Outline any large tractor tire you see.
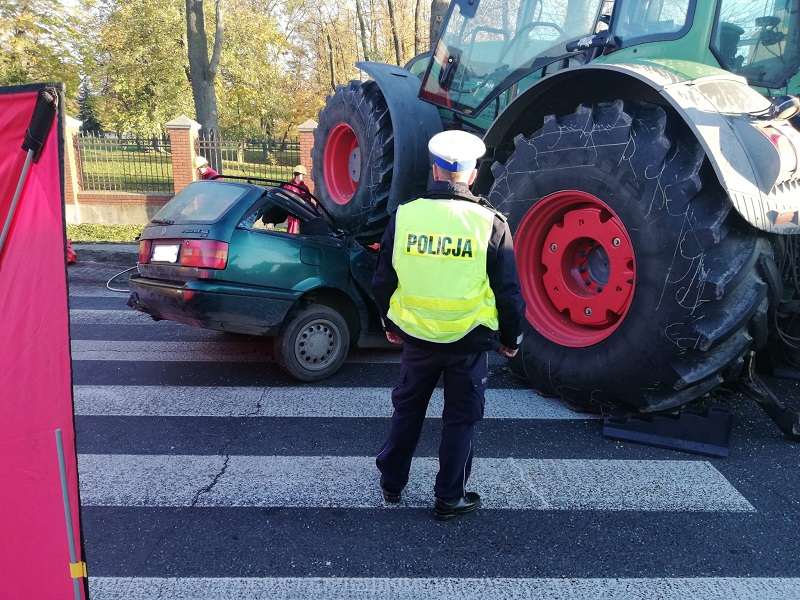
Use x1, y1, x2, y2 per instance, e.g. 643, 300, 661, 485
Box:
312, 80, 394, 243
489, 100, 777, 413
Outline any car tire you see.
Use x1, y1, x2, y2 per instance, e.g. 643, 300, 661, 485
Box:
274, 304, 351, 382
488, 100, 776, 412
311, 80, 393, 243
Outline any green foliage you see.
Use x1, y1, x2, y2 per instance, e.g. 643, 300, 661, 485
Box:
217, 1, 292, 138
0, 0, 86, 110
0, 0, 427, 139
92, 0, 194, 136
67, 224, 144, 242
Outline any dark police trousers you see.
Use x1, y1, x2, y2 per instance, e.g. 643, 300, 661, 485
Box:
376, 344, 488, 500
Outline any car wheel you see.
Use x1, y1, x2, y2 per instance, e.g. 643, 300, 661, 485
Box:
488, 100, 777, 412
274, 304, 351, 382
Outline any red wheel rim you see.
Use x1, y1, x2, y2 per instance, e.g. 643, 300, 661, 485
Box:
515, 191, 636, 347
323, 123, 360, 205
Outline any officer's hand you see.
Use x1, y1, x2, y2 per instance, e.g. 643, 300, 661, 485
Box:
386, 331, 403, 345
498, 344, 517, 358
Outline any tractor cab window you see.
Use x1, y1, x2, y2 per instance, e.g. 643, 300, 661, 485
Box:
712, 0, 800, 90
420, 0, 605, 116
611, 0, 692, 44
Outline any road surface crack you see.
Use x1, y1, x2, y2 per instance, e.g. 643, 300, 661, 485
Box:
190, 454, 230, 508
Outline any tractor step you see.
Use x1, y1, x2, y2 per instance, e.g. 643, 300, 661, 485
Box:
602, 406, 733, 458
738, 374, 800, 441
739, 351, 800, 441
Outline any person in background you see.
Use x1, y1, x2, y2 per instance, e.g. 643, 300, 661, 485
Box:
284, 165, 311, 200
194, 156, 219, 180
284, 165, 311, 233
370, 130, 525, 521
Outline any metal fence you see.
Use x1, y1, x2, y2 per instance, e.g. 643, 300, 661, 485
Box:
77, 135, 174, 193
197, 133, 301, 182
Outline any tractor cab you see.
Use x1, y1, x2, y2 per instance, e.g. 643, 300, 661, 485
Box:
419, 0, 800, 124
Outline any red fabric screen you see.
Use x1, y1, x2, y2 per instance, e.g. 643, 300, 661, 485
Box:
0, 88, 86, 599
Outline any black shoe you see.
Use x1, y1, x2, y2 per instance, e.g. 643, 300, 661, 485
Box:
433, 492, 481, 521
380, 475, 402, 503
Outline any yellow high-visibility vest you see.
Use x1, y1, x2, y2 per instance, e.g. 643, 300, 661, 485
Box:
388, 198, 499, 343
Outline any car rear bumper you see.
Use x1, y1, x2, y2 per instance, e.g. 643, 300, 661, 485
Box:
128, 276, 296, 336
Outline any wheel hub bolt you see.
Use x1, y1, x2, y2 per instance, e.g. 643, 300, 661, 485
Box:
550, 243, 557, 252
612, 237, 621, 247
584, 279, 592, 286
580, 251, 587, 258
589, 240, 596, 247
596, 286, 603, 292
579, 266, 587, 273
584, 307, 592, 316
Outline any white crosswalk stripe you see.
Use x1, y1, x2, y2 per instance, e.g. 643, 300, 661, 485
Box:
70, 339, 405, 363
87, 576, 800, 600
78, 454, 753, 511
70, 308, 156, 324
73, 385, 595, 419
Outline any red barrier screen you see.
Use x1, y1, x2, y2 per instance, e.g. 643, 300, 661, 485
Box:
0, 86, 86, 599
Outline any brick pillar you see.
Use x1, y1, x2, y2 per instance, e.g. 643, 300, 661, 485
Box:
63, 116, 82, 224
166, 115, 201, 194
297, 119, 317, 193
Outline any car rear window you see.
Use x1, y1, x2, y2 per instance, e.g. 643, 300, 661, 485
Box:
151, 181, 250, 224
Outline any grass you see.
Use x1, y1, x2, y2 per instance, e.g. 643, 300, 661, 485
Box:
67, 224, 144, 243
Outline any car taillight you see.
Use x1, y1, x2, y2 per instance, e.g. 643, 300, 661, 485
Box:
180, 240, 228, 269
138, 240, 152, 264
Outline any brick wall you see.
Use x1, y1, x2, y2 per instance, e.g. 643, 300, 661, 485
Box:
297, 119, 317, 193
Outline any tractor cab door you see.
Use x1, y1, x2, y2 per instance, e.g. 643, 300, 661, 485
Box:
711, 0, 800, 90
419, 0, 606, 117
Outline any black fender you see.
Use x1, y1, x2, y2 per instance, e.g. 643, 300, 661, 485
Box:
479, 63, 799, 235
356, 61, 443, 211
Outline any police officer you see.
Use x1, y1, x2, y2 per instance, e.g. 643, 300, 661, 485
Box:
371, 130, 525, 521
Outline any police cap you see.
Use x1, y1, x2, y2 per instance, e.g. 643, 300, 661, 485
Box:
428, 130, 486, 172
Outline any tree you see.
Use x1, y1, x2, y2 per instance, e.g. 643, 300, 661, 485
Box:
77, 80, 102, 133
216, 0, 292, 138
0, 0, 86, 110
91, 0, 193, 136
386, 0, 403, 65
186, 0, 223, 141
430, 0, 448, 48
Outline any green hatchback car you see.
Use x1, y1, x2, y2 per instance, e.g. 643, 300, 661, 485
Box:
128, 178, 389, 381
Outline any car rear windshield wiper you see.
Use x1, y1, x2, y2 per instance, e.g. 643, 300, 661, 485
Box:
150, 218, 175, 225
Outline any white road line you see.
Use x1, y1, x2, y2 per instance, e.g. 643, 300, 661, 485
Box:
69, 288, 132, 298
69, 339, 407, 363
70, 309, 155, 324
77, 455, 754, 511
73, 385, 594, 419
87, 577, 800, 600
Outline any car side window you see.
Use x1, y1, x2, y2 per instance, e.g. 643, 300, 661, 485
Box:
238, 203, 290, 232
238, 201, 332, 238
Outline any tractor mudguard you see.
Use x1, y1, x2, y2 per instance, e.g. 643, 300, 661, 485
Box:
355, 61, 443, 212
484, 63, 800, 234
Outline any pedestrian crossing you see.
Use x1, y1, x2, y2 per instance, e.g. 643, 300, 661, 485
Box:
68, 276, 800, 599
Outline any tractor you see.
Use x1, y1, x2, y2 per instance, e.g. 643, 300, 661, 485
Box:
311, 0, 800, 433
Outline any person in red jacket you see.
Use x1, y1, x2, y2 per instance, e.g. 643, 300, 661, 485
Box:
194, 156, 220, 180
284, 165, 312, 233
284, 165, 311, 199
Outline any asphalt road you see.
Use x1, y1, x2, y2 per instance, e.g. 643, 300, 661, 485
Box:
69, 259, 800, 599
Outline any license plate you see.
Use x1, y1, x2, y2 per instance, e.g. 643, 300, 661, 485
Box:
151, 244, 180, 263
